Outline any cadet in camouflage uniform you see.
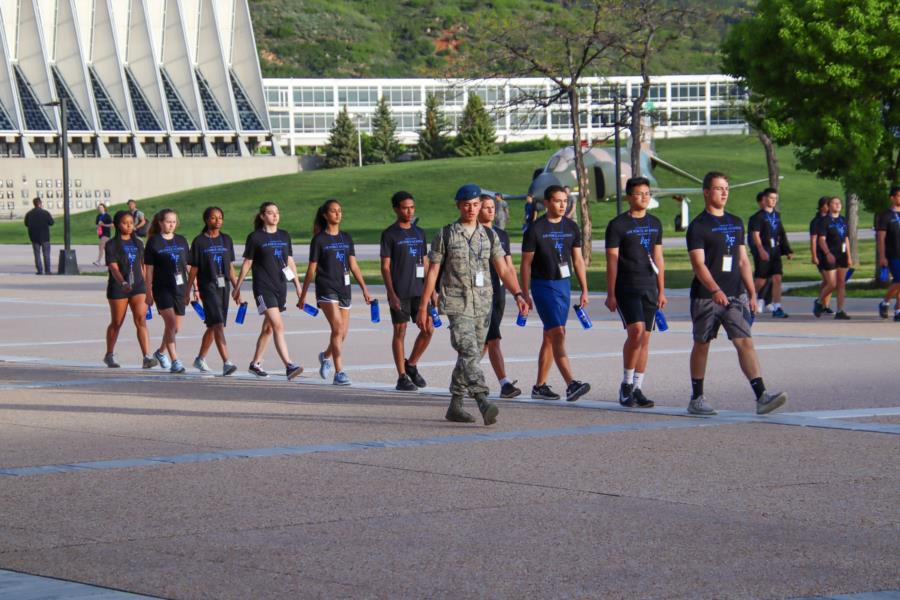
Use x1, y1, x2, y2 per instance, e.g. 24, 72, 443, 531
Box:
417, 184, 530, 425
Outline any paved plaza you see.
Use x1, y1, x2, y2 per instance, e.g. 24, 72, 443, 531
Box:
0, 247, 898, 599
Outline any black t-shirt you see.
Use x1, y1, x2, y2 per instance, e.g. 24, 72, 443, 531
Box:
243, 229, 294, 296
817, 215, 849, 258
604, 212, 663, 291
310, 230, 355, 294
189, 232, 235, 288
489, 226, 512, 291
96, 213, 112, 238
748, 209, 783, 255
875, 209, 900, 261
105, 236, 145, 289
380, 222, 427, 299
686, 210, 746, 299
522, 215, 582, 280
144, 234, 190, 291
24, 208, 53, 243
809, 214, 826, 261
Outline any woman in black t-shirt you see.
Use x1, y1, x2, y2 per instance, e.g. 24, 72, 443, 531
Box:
815, 196, 853, 319
299, 199, 372, 386
233, 202, 303, 381
185, 207, 238, 376
102, 211, 155, 369
145, 209, 191, 373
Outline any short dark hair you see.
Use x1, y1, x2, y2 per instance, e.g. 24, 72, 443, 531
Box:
127, 199, 136, 206
702, 171, 728, 190
756, 191, 767, 203
32, 197, 41, 207
817, 196, 830, 209
391, 190, 413, 208
544, 184, 565, 201
762, 187, 777, 196
890, 185, 900, 197
479, 194, 495, 203
626, 177, 651, 195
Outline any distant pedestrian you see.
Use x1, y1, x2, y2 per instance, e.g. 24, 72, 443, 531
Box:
809, 196, 833, 314
494, 192, 510, 230
94, 203, 113, 266
127, 199, 148, 238
814, 196, 852, 320
876, 185, 900, 321
748, 188, 793, 318
23, 197, 53, 275
563, 185, 577, 221
523, 193, 537, 232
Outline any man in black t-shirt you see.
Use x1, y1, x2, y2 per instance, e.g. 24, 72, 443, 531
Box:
380, 191, 435, 391
748, 188, 793, 318
23, 197, 54, 274
686, 172, 787, 417
876, 185, 900, 320
478, 194, 521, 399
604, 177, 665, 408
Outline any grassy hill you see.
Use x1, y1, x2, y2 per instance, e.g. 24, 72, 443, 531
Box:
251, 0, 747, 78
0, 135, 856, 248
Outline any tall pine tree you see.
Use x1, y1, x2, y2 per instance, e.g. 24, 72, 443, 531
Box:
324, 107, 359, 168
418, 93, 449, 160
368, 97, 402, 164
454, 94, 498, 157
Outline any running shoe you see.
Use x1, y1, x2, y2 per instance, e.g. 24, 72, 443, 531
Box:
142, 355, 159, 369
193, 356, 212, 373
404, 360, 427, 388
318, 352, 334, 380
249, 362, 269, 378
879, 301, 890, 319
618, 382, 636, 407
153, 350, 171, 370
92, 260, 101, 267
223, 362, 237, 376
103, 353, 120, 368
566, 380, 590, 402
756, 391, 788, 415
170, 359, 186, 374
823, 306, 835, 314
499, 380, 522, 398
286, 364, 303, 381
396, 374, 417, 391
333, 371, 351, 386
531, 384, 560, 400
812, 300, 824, 318
772, 307, 789, 318
895, 312, 900, 322
688, 395, 717, 416
633, 388, 655, 409
834, 310, 851, 320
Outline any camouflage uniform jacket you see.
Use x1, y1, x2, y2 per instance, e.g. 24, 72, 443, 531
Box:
429, 221, 505, 318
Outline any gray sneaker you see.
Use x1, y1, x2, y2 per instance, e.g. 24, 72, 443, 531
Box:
142, 355, 159, 369
193, 356, 212, 373
333, 371, 351, 386
103, 353, 120, 368
223, 362, 237, 376
756, 391, 788, 415
688, 395, 717, 416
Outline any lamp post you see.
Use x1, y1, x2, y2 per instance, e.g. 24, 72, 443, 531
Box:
349, 113, 363, 167
43, 99, 78, 275
612, 91, 622, 216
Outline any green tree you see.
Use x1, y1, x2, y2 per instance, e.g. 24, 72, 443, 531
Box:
324, 107, 359, 168
418, 93, 450, 160
723, 0, 900, 261
454, 94, 498, 157
368, 97, 402, 164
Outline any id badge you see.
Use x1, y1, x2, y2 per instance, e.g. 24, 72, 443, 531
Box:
256, 295, 266, 315
175, 273, 184, 286
770, 238, 776, 248
344, 272, 351, 286
841, 242, 847, 253
282, 266, 295, 281
722, 255, 733, 272
475, 271, 485, 287
559, 263, 571, 278
217, 275, 226, 288
416, 264, 425, 278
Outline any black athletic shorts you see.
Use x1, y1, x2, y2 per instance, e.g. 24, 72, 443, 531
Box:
199, 284, 229, 327
255, 288, 287, 313
317, 289, 351, 309
486, 292, 506, 341
153, 285, 186, 315
107, 282, 147, 300
820, 253, 849, 271
390, 296, 426, 324
615, 287, 657, 330
752, 252, 783, 278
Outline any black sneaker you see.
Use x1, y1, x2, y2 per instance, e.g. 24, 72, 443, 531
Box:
823, 306, 835, 314
834, 310, 851, 320
249, 363, 269, 378
499, 380, 522, 398
895, 312, 900, 322
618, 382, 636, 407
813, 299, 824, 318
404, 360, 427, 388
879, 301, 890, 319
286, 364, 303, 381
565, 380, 590, 402
396, 374, 417, 391
632, 388, 655, 408
531, 384, 560, 400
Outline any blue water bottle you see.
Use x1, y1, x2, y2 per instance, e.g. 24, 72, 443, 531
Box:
145, 306, 153, 320
430, 306, 442, 328
190, 300, 206, 321
303, 303, 319, 317
516, 312, 527, 327
844, 268, 855, 282
654, 309, 669, 332
235, 301, 247, 324
370, 299, 380, 323
573, 304, 592, 330
879, 266, 891, 283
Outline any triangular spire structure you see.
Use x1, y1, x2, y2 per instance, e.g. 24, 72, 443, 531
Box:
194, 0, 235, 130
228, 0, 268, 129
160, 0, 203, 131
126, 0, 168, 131
52, 0, 97, 131
89, 0, 134, 131
0, 3, 22, 131
14, 0, 57, 130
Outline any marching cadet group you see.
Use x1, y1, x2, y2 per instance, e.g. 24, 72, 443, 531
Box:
97, 176, 900, 425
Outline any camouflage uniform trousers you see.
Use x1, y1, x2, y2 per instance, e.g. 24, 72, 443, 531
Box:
447, 312, 491, 398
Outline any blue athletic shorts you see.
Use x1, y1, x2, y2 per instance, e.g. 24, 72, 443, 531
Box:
890, 259, 900, 284
531, 277, 570, 330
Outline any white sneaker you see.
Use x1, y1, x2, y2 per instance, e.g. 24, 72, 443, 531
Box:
193, 356, 212, 373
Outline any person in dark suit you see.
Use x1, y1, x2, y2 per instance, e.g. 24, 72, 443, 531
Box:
24, 197, 54, 274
